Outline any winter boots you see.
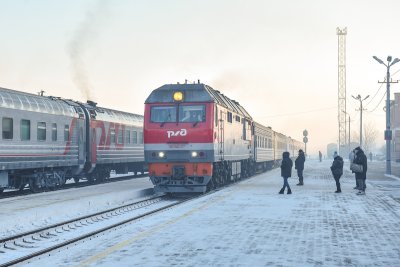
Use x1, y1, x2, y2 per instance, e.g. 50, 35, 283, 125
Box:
287, 188, 292, 194
296, 182, 303, 186
335, 185, 341, 193
279, 188, 284, 194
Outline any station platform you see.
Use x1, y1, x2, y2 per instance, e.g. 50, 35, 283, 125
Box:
23, 160, 400, 266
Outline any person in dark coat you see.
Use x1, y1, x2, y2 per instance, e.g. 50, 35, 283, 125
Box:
295, 149, 305, 185
330, 154, 344, 193
352, 146, 368, 195
279, 151, 293, 194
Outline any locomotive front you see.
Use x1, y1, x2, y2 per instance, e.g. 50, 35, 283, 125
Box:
144, 83, 215, 193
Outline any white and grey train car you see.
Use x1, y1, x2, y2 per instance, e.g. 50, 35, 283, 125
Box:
80, 102, 145, 182
0, 87, 85, 192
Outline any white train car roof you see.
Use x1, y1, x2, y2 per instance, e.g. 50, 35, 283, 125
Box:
145, 83, 252, 120
80, 101, 143, 127
0, 87, 78, 117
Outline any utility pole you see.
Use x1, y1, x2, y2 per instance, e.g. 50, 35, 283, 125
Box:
373, 55, 400, 175
352, 94, 369, 148
342, 110, 351, 152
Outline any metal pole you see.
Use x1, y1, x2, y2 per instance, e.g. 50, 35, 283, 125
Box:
386, 65, 391, 174
348, 115, 351, 151
360, 99, 363, 147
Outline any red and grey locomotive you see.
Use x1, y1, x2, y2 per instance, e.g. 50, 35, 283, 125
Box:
144, 82, 304, 193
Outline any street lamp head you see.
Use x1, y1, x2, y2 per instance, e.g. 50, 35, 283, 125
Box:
387, 56, 392, 62
363, 95, 370, 101
373, 56, 384, 65
391, 58, 400, 66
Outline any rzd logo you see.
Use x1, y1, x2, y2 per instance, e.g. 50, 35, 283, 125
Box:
167, 129, 187, 138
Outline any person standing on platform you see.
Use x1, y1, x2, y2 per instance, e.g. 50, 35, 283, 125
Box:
319, 151, 322, 162
279, 151, 293, 195
330, 153, 344, 193
295, 149, 305, 186
352, 147, 368, 195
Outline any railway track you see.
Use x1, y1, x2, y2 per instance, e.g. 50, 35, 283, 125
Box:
0, 194, 196, 267
0, 173, 148, 200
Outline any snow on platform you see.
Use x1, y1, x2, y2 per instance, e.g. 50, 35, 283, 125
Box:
13, 160, 400, 266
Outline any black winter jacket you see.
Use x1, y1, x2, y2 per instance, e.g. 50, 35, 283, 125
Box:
330, 155, 344, 178
353, 148, 368, 180
295, 151, 305, 171
281, 152, 293, 178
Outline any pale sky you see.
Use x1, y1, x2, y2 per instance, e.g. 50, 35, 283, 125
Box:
1, 0, 399, 155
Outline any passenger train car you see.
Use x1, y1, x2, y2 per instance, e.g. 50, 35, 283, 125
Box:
144, 82, 304, 193
0, 87, 145, 193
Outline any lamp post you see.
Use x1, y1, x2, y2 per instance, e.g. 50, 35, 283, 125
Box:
352, 94, 369, 148
373, 55, 400, 175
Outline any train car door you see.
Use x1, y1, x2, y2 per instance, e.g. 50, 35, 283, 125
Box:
218, 109, 225, 161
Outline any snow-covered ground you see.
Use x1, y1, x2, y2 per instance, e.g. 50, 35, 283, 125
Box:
6, 160, 400, 267
0, 177, 154, 238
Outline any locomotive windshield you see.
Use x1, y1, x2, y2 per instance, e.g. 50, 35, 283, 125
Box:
150, 106, 177, 122
179, 105, 205, 122
150, 105, 206, 123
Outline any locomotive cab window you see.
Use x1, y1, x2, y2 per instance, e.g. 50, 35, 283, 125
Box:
179, 105, 205, 123
150, 106, 177, 122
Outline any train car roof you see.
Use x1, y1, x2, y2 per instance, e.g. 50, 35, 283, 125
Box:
0, 87, 78, 117
145, 83, 252, 119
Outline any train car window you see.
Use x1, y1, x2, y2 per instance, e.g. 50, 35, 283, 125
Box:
64, 125, 69, 142
20, 119, 30, 141
126, 130, 131, 144
227, 112, 232, 123
179, 105, 205, 123
2, 118, 13, 140
235, 115, 241, 123
37, 122, 46, 141
215, 105, 218, 126
111, 129, 115, 144
139, 131, 143, 144
150, 106, 177, 123
118, 128, 123, 144
52, 123, 57, 141
133, 131, 138, 144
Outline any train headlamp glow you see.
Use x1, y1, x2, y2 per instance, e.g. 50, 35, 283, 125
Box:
173, 91, 183, 101
191, 151, 198, 158
158, 152, 165, 158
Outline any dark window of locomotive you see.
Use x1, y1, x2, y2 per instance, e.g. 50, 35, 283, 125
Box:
37, 122, 46, 141
126, 130, 131, 144
150, 106, 177, 122
227, 112, 232, 123
235, 115, 241, 123
52, 123, 57, 141
111, 129, 115, 144
20, 119, 30, 141
139, 131, 143, 144
133, 131, 137, 144
64, 125, 70, 141
2, 117, 13, 140
179, 105, 205, 122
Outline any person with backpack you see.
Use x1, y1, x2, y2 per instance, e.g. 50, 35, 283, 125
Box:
279, 151, 293, 194
330, 153, 344, 193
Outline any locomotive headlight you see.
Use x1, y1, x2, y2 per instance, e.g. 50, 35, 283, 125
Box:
158, 151, 165, 158
191, 151, 198, 158
173, 91, 183, 101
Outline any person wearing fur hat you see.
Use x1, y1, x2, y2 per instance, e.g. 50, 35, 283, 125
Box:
330, 153, 344, 193
352, 146, 368, 195
295, 149, 305, 185
279, 151, 293, 194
